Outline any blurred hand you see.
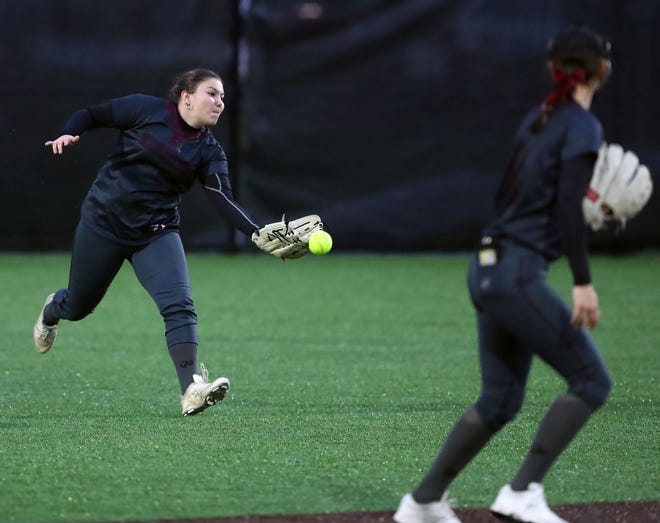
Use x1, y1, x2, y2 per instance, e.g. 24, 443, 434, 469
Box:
44, 134, 79, 154
571, 284, 600, 330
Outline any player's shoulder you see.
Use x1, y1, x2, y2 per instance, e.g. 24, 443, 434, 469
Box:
556, 102, 601, 132
204, 129, 221, 144
202, 132, 225, 160
556, 103, 602, 158
112, 93, 166, 110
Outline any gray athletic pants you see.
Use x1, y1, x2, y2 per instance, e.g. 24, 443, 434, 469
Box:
46, 222, 197, 348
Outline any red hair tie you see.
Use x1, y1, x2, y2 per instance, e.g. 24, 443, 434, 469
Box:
542, 68, 586, 110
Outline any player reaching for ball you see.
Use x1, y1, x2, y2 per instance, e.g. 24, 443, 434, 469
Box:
394, 26, 633, 523
34, 68, 323, 416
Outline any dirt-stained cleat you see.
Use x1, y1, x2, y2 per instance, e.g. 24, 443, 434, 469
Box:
181, 363, 230, 416
34, 293, 58, 353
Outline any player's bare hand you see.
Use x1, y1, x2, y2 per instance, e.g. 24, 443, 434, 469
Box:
571, 284, 600, 330
44, 134, 80, 155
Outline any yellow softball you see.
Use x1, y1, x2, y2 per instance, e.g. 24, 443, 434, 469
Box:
308, 230, 333, 255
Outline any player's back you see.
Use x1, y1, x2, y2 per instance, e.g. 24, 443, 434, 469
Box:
484, 102, 602, 261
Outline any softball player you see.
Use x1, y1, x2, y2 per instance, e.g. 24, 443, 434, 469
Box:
34, 68, 260, 416
395, 26, 613, 523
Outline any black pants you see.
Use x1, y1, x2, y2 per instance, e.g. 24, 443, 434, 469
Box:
47, 222, 197, 348
467, 241, 611, 431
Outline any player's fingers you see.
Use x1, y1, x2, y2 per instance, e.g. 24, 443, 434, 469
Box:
572, 306, 599, 330
45, 136, 79, 154
45, 140, 58, 154
570, 308, 583, 329
586, 307, 600, 330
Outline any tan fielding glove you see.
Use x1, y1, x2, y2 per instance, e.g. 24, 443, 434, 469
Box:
252, 214, 323, 259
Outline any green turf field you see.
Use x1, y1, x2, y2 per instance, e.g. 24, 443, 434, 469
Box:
1, 252, 658, 523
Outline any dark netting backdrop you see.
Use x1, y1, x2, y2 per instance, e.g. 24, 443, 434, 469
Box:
2, 0, 658, 252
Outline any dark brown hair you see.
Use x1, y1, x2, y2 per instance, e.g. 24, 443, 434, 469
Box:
168, 68, 222, 103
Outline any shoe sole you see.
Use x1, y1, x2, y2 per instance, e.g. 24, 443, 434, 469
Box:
183, 382, 229, 416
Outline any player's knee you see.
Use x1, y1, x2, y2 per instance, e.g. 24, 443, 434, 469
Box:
476, 387, 525, 432
569, 367, 612, 409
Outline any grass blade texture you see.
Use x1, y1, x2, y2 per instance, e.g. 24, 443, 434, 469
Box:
1, 253, 657, 523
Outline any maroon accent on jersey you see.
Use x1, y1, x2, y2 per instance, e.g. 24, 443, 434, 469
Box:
165, 101, 205, 148
137, 133, 196, 189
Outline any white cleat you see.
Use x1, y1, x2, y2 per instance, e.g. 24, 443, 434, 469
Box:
181, 363, 230, 416
490, 483, 568, 523
394, 492, 462, 523
34, 293, 57, 353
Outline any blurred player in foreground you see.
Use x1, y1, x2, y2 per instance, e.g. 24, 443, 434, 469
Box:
395, 26, 616, 523
34, 68, 321, 416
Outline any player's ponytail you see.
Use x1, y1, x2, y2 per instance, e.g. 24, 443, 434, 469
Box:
531, 25, 610, 133
543, 68, 586, 111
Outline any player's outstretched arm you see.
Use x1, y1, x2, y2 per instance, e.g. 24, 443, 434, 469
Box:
44, 134, 80, 155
